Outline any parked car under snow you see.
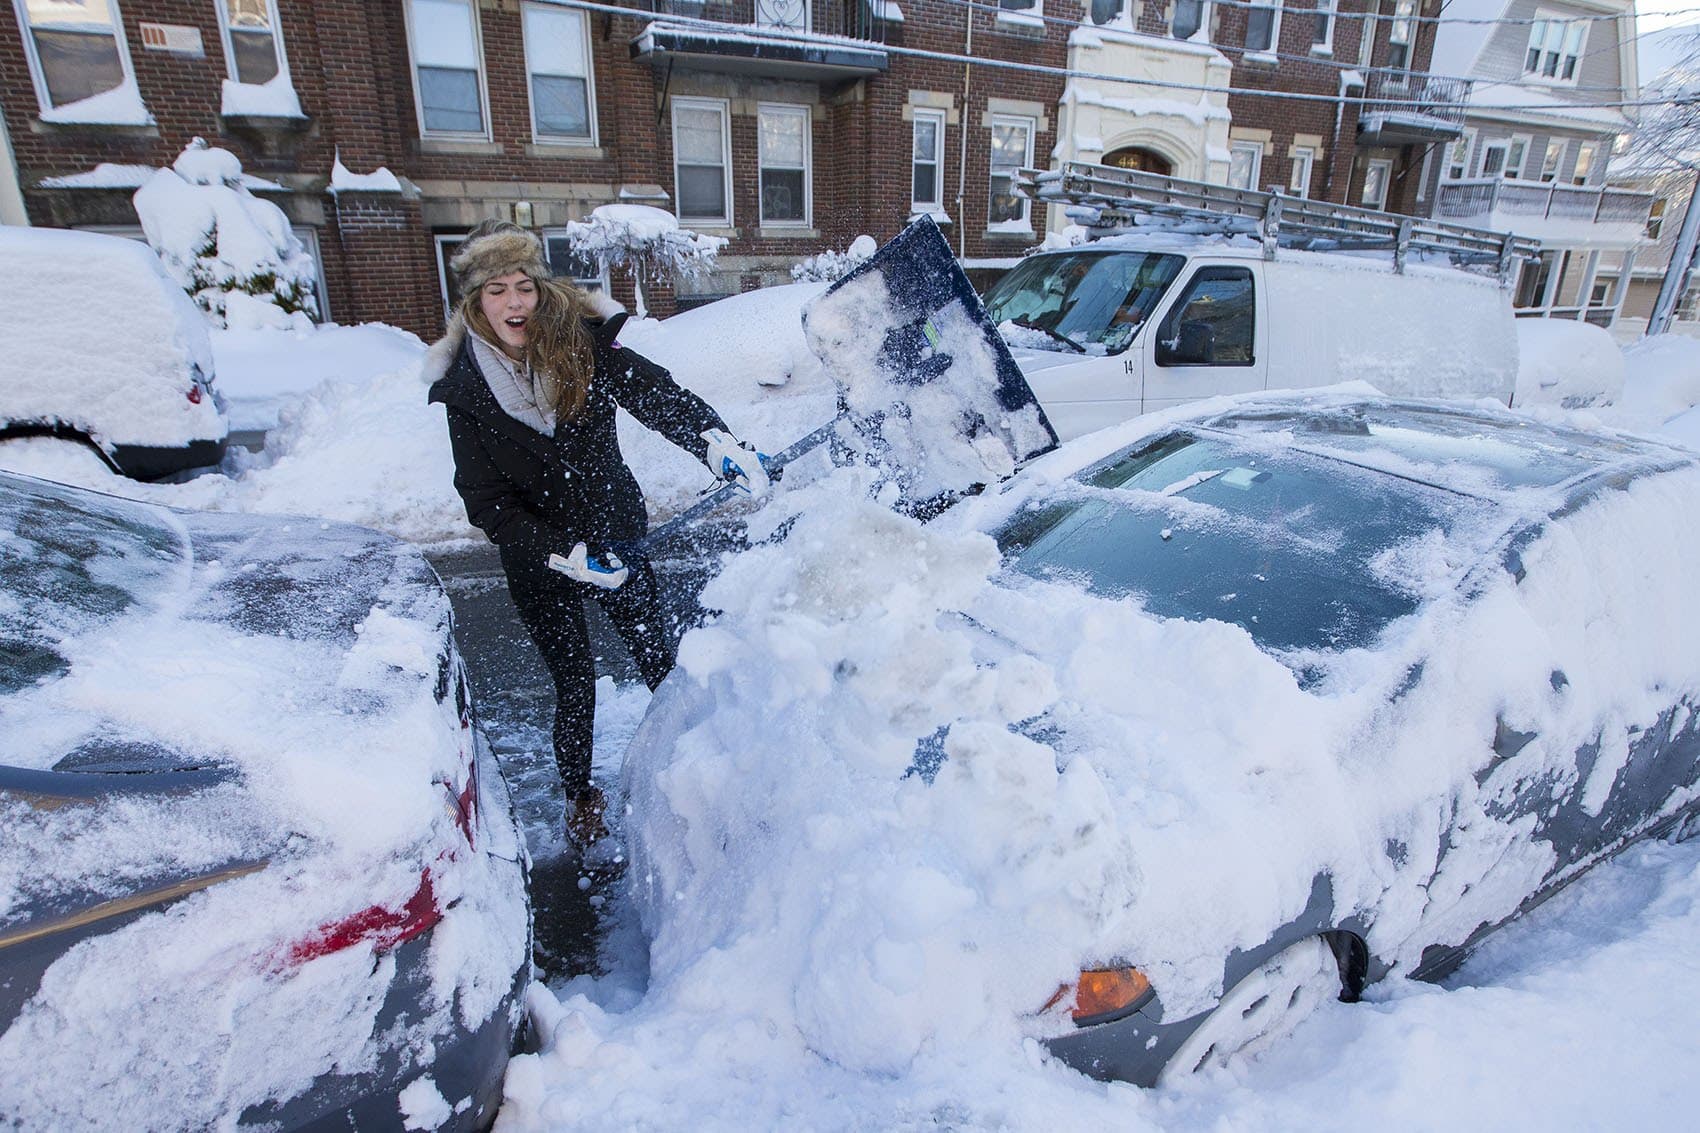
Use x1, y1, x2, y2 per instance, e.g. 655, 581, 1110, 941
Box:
620, 392, 1700, 1088
0, 471, 529, 1128
0, 228, 228, 479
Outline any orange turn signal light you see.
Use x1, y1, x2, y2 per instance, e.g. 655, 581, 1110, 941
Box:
1044, 966, 1154, 1026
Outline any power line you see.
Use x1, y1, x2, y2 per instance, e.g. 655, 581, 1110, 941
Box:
599, 1, 1676, 113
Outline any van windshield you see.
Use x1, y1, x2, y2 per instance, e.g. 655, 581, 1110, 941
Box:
983, 250, 1185, 355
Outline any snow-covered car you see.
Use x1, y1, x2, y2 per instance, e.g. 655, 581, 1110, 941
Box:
0, 228, 228, 479
620, 392, 1700, 1088
0, 471, 529, 1128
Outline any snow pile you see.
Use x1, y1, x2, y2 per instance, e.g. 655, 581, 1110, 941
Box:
329, 154, 403, 195
1514, 318, 1624, 408
37, 76, 151, 126
1615, 333, 1700, 437
212, 321, 427, 431
790, 235, 877, 283
0, 227, 225, 448
133, 138, 319, 329
220, 72, 304, 119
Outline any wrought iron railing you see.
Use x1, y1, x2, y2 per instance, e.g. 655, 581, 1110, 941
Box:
1360, 68, 1472, 128
644, 0, 892, 40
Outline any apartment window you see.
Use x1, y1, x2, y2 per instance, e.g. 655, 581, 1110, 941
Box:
1480, 136, 1529, 180
15, 0, 136, 111
1386, 0, 1415, 69
673, 97, 731, 225
1361, 158, 1392, 209
1505, 135, 1530, 179
1572, 141, 1597, 186
523, 3, 594, 143
543, 232, 607, 292
1227, 141, 1262, 190
1289, 146, 1315, 197
407, 0, 486, 136
998, 0, 1043, 16
1311, 0, 1334, 51
1525, 14, 1585, 82
1089, 0, 1128, 24
436, 233, 468, 316
1445, 129, 1476, 179
1590, 279, 1612, 306
1649, 198, 1667, 241
755, 0, 809, 31
1245, 0, 1280, 54
1479, 140, 1508, 178
988, 115, 1035, 230
217, 0, 284, 86
759, 103, 811, 226
1538, 139, 1566, 183
911, 108, 946, 214
1172, 0, 1208, 40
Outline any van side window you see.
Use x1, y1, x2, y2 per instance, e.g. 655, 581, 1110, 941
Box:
1155, 266, 1255, 367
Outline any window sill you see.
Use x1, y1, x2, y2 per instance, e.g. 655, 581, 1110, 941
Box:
757, 226, 818, 239
30, 118, 158, 138
910, 209, 952, 225
525, 142, 606, 159
683, 223, 739, 237
417, 137, 503, 156
1241, 51, 1279, 65
221, 112, 312, 133
1310, 45, 1333, 57
983, 225, 1034, 239
994, 10, 1046, 37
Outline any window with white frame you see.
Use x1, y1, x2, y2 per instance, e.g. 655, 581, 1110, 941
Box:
1088, 0, 1128, 25
1361, 158, 1392, 209
1538, 138, 1566, 182
15, 0, 137, 111
1311, 0, 1334, 52
1572, 141, 1597, 185
997, 0, 1043, 18
1227, 141, 1262, 190
1386, 0, 1415, 69
673, 97, 731, 225
524, 3, 595, 144
1524, 14, 1586, 82
1171, 0, 1209, 40
1445, 128, 1475, 179
1479, 139, 1508, 177
1505, 135, 1531, 179
1289, 146, 1315, 197
543, 231, 607, 292
988, 115, 1035, 230
758, 103, 810, 226
1244, 0, 1280, 54
911, 108, 947, 215
217, 0, 285, 86
407, 0, 486, 136
1648, 198, 1667, 241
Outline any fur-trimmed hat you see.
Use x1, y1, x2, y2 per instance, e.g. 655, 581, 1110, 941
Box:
450, 218, 548, 296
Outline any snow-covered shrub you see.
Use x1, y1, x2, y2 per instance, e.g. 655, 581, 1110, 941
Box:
790, 235, 877, 283
563, 204, 725, 318
133, 138, 318, 330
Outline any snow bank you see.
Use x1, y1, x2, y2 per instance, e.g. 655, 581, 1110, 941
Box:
1514, 318, 1625, 408
0, 227, 225, 448
1617, 333, 1700, 428
212, 321, 427, 431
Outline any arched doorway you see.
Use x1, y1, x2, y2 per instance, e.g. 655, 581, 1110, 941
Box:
1102, 147, 1173, 176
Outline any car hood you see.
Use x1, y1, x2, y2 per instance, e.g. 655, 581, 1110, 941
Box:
1004, 344, 1109, 375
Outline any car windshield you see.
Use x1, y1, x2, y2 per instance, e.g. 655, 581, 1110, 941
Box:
994, 431, 1495, 654
0, 473, 188, 694
983, 250, 1185, 354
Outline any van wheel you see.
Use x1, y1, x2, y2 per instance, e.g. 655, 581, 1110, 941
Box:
1157, 936, 1341, 1085
0, 432, 122, 481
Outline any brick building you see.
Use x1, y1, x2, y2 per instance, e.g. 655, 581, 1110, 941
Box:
3, 0, 1469, 338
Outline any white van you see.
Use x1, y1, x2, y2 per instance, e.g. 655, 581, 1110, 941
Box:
987, 165, 1528, 441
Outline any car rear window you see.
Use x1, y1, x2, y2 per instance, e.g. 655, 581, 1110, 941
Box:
0, 473, 187, 693
994, 431, 1495, 654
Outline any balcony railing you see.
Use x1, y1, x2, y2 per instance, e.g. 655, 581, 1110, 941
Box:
644, 0, 893, 39
1436, 178, 1655, 236
1356, 69, 1471, 145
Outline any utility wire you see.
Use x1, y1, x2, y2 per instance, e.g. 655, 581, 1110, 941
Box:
600, 0, 1681, 112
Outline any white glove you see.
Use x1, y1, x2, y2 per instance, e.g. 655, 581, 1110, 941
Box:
548, 543, 629, 589
702, 428, 771, 499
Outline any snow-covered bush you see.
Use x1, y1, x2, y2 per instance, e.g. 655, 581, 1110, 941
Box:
563, 204, 725, 318
133, 138, 318, 330
790, 235, 877, 283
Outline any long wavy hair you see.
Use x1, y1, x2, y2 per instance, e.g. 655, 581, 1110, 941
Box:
461, 273, 598, 421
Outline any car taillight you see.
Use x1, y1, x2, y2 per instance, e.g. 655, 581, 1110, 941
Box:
283, 868, 441, 966
187, 385, 203, 404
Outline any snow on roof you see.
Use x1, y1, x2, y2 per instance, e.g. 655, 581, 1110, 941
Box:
1061, 81, 1230, 126
1428, 0, 1503, 78
38, 163, 285, 192
632, 18, 889, 56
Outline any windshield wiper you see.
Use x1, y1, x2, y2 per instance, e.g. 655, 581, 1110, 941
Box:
1010, 317, 1085, 354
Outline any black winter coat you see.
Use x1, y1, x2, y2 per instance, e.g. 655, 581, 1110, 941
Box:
426, 313, 726, 580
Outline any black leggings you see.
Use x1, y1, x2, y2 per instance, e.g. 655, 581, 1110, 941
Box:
505, 549, 675, 796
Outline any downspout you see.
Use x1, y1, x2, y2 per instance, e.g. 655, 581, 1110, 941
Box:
1324, 69, 1360, 203
957, 4, 973, 259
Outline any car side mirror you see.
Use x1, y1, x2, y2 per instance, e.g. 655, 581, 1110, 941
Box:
1158, 319, 1214, 365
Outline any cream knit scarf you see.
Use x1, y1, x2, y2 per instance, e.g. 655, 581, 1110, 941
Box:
469, 331, 556, 436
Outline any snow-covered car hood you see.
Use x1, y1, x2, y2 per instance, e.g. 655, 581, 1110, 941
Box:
1002, 344, 1107, 374
621, 392, 1700, 1085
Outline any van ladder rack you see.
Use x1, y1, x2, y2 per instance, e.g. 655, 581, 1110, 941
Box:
1017, 162, 1539, 285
